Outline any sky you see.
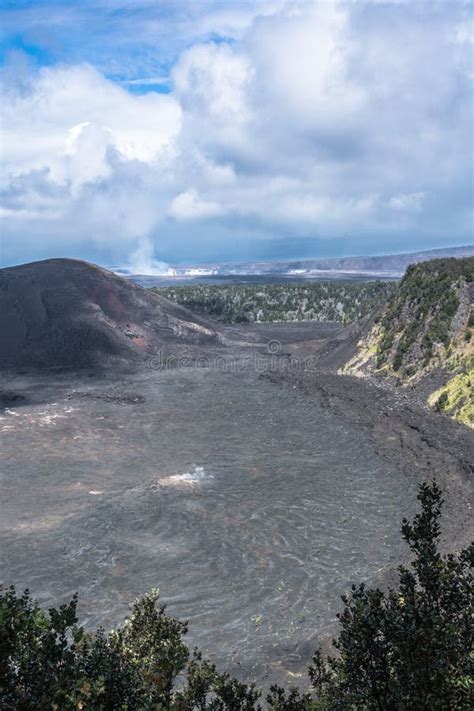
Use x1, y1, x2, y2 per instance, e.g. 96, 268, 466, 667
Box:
1, 0, 473, 271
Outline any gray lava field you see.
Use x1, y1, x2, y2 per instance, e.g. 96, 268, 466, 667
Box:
1, 321, 473, 686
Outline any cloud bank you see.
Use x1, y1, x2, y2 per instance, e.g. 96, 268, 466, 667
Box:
1, 1, 473, 268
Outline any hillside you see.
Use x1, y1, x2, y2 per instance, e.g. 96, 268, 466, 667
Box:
0, 259, 221, 371
343, 257, 474, 426
121, 245, 474, 282
205, 245, 474, 276
152, 281, 395, 324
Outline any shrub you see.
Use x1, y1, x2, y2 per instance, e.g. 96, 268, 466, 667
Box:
436, 391, 449, 412
306, 481, 474, 709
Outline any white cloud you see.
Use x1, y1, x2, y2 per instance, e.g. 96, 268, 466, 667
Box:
194, 0, 286, 39
1, 1, 473, 265
389, 192, 426, 212
1, 63, 182, 259
173, 43, 251, 118
169, 190, 223, 220
54, 122, 113, 191
172, 42, 254, 167
248, 2, 366, 130
121, 76, 169, 87
454, 20, 474, 45
272, 194, 378, 225
2, 63, 181, 180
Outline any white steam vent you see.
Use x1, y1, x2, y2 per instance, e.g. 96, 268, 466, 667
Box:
158, 466, 212, 488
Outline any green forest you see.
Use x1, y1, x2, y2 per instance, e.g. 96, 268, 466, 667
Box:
152, 282, 396, 325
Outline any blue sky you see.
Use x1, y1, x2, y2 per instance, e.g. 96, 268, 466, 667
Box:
1, 0, 473, 270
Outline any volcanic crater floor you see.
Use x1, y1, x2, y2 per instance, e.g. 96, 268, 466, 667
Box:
1, 323, 472, 685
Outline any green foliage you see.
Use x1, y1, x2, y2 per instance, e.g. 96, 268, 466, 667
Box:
173, 651, 262, 710
1, 483, 472, 710
428, 364, 474, 427
306, 481, 474, 710
435, 391, 449, 412
111, 588, 189, 705
152, 282, 396, 325
376, 257, 474, 373
0, 589, 188, 710
0, 589, 86, 709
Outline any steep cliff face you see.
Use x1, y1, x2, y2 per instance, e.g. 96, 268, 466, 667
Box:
343, 258, 474, 427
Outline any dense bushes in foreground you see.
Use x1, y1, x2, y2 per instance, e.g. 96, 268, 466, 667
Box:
1, 482, 472, 710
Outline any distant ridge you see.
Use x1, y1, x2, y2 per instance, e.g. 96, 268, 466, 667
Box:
0, 259, 221, 371
113, 245, 474, 284
241, 245, 474, 276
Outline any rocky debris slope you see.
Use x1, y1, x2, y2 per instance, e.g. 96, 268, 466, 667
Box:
0, 259, 222, 371
342, 257, 474, 427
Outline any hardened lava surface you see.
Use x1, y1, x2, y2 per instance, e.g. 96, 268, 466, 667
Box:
1, 327, 472, 685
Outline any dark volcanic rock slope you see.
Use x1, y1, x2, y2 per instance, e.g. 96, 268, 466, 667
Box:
0, 259, 221, 370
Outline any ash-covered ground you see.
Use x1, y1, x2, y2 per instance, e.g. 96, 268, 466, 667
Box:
1, 322, 472, 686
